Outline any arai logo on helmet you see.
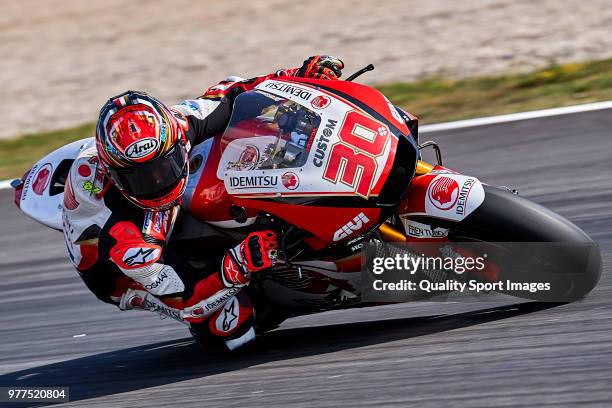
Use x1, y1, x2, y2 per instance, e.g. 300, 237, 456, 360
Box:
125, 138, 159, 159
428, 176, 459, 210
311, 95, 331, 110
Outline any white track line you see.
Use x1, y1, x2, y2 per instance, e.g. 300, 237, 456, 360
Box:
420, 100, 612, 133
0, 179, 13, 190
2, 100, 612, 190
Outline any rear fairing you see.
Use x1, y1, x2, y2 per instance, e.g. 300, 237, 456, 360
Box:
15, 138, 94, 230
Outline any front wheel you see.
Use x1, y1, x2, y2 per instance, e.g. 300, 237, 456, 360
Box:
415, 186, 602, 301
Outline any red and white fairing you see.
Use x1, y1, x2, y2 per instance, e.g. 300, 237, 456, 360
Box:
219, 79, 398, 199
15, 138, 95, 230
398, 167, 486, 222
184, 77, 411, 246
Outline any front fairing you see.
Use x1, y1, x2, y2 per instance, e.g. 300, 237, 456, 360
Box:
218, 81, 400, 201
185, 78, 418, 247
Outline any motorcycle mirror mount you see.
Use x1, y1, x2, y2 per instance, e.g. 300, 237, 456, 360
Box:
345, 64, 375, 82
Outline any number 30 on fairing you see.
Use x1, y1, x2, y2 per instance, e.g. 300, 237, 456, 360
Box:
323, 110, 390, 198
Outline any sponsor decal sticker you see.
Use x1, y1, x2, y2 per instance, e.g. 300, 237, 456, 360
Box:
217, 297, 239, 332
141, 297, 183, 322
122, 247, 161, 267
186, 286, 243, 319
125, 138, 159, 159
229, 175, 278, 189
222, 255, 244, 286
205, 287, 241, 312
32, 163, 53, 195
333, 212, 370, 242
143, 209, 173, 238
264, 82, 313, 101
227, 145, 260, 170
21, 164, 38, 201
425, 175, 479, 217
384, 96, 404, 123
404, 220, 449, 239
145, 270, 168, 290
428, 176, 460, 210
78, 164, 92, 177
311, 95, 331, 109
83, 181, 101, 194
281, 172, 300, 190
455, 178, 476, 215
322, 111, 391, 198
312, 119, 337, 167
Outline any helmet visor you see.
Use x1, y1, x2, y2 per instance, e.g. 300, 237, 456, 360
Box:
108, 142, 187, 199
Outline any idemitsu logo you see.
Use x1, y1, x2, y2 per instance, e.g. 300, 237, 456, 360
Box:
281, 172, 300, 190
428, 176, 460, 210
311, 95, 331, 109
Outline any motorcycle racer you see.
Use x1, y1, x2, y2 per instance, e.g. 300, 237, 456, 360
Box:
61, 55, 344, 351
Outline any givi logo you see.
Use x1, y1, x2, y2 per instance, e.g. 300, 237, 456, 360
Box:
428, 176, 459, 210
333, 212, 370, 241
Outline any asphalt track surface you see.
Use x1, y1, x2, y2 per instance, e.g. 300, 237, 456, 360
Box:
1, 110, 611, 407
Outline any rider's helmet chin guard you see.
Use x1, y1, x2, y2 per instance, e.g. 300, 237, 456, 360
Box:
96, 90, 190, 211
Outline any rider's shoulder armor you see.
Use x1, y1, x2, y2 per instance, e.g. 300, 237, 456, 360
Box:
172, 98, 222, 121
61, 146, 112, 269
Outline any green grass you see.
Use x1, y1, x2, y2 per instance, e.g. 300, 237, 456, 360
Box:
0, 123, 96, 179
378, 59, 612, 124
3, 57, 612, 179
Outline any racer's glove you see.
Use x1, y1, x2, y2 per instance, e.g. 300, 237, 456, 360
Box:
221, 230, 278, 287
296, 55, 344, 80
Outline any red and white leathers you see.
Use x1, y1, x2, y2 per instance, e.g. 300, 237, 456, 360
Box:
61, 68, 293, 351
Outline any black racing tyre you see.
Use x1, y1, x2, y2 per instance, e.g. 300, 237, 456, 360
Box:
253, 306, 288, 334
420, 186, 602, 301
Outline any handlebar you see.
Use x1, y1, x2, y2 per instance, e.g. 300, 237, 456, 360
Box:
345, 64, 375, 82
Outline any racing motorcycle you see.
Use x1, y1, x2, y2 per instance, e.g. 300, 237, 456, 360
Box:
12, 65, 602, 333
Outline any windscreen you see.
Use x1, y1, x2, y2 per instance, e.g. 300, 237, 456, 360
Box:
221, 90, 321, 171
